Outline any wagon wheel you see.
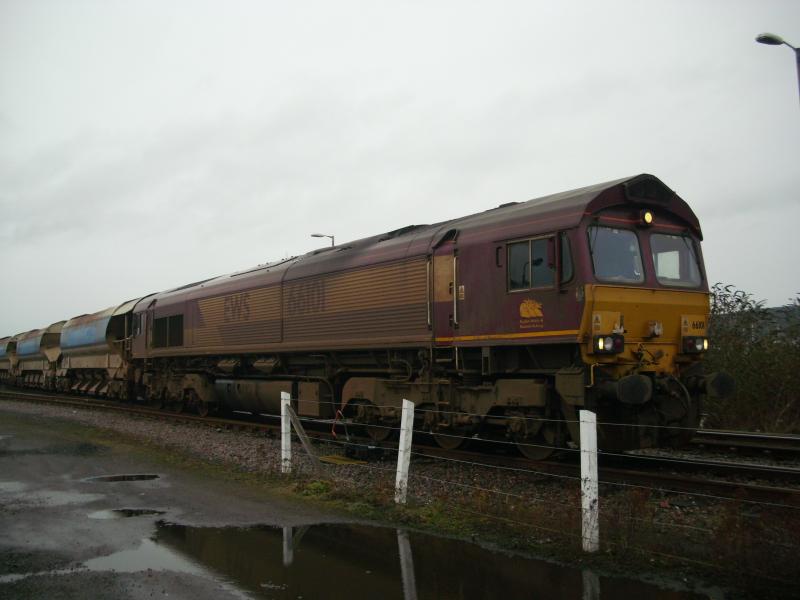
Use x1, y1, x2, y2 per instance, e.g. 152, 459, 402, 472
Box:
185, 389, 210, 417
196, 400, 210, 418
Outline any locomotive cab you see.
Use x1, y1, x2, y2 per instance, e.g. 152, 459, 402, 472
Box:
570, 180, 732, 450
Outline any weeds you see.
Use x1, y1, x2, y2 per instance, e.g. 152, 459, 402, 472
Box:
705, 284, 800, 432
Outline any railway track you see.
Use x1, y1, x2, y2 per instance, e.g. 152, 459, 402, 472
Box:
691, 428, 800, 458
2, 388, 799, 507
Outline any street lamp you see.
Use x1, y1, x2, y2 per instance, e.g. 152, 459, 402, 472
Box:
756, 32, 800, 103
311, 233, 335, 247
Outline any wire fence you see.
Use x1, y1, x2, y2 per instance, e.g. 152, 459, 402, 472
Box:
276, 393, 800, 586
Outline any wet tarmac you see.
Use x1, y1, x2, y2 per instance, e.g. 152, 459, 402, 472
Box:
0, 410, 718, 599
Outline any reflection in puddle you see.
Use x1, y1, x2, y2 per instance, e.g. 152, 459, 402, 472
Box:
85, 538, 205, 574
88, 508, 166, 519
146, 522, 706, 600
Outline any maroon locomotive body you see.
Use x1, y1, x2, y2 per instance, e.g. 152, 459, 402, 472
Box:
121, 174, 728, 456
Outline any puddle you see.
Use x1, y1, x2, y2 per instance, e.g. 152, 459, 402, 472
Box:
97, 521, 705, 599
88, 508, 165, 520
0, 520, 715, 598
84, 474, 160, 482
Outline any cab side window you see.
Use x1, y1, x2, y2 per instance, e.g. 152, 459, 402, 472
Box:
531, 239, 554, 287
508, 242, 530, 290
507, 237, 556, 291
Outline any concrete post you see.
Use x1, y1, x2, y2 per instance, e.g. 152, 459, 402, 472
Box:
394, 399, 415, 504
281, 391, 292, 474
579, 409, 599, 553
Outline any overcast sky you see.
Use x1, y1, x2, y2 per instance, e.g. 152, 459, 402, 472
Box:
1, 0, 798, 334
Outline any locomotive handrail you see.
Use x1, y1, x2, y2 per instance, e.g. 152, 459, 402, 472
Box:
453, 255, 458, 327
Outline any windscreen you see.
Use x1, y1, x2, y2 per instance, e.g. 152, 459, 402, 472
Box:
588, 226, 644, 283
651, 233, 702, 287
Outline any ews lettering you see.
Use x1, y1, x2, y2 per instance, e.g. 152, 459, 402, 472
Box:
223, 293, 251, 323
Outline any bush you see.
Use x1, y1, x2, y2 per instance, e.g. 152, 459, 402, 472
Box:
704, 284, 800, 432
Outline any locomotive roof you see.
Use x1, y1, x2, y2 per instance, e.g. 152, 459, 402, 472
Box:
135, 173, 701, 312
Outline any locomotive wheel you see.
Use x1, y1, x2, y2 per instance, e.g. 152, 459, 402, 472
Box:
432, 429, 471, 450
515, 427, 556, 461
431, 413, 475, 450
510, 412, 557, 461
366, 422, 396, 443
349, 400, 397, 443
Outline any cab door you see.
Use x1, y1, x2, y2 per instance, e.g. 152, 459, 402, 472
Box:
432, 234, 460, 345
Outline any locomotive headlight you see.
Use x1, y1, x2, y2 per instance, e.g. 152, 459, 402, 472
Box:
639, 209, 654, 226
682, 336, 708, 354
594, 334, 624, 354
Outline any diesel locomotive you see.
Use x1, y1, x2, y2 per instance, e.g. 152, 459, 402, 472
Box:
0, 174, 732, 458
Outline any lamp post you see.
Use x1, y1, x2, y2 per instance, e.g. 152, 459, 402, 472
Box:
756, 32, 800, 103
311, 233, 335, 247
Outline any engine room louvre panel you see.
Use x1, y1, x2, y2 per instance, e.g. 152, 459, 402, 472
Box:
191, 285, 281, 347
283, 258, 429, 341
152, 317, 168, 348
168, 315, 183, 347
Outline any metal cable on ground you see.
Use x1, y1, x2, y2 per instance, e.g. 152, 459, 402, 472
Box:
408, 450, 581, 481
597, 478, 800, 511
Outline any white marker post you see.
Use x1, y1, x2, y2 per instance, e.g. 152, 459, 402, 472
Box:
579, 409, 600, 553
397, 529, 418, 600
282, 526, 294, 567
281, 391, 292, 474
394, 399, 415, 504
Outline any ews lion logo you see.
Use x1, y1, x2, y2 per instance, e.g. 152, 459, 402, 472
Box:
519, 299, 543, 318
